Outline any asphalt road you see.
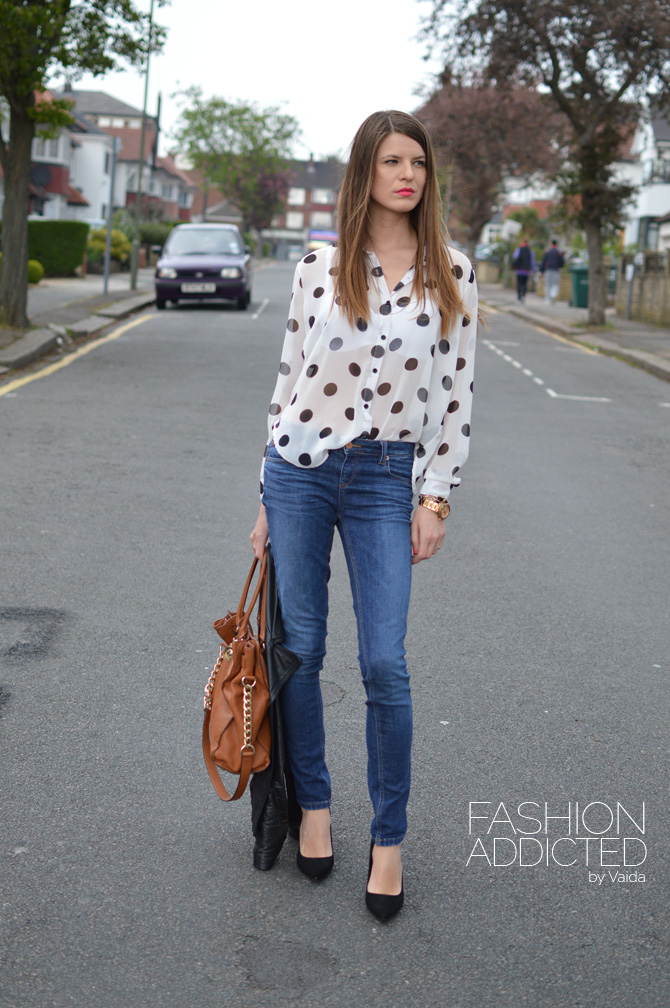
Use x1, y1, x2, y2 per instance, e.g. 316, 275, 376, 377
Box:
1, 261, 668, 1008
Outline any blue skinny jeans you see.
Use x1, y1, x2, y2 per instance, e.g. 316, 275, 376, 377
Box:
262, 439, 414, 845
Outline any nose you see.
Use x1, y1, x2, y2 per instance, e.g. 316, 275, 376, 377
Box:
400, 160, 415, 181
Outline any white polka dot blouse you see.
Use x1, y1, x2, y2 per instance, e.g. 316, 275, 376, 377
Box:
262, 244, 477, 499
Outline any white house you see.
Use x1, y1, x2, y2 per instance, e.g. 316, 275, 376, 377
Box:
620, 102, 670, 249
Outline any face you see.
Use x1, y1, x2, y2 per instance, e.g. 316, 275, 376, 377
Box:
370, 132, 427, 214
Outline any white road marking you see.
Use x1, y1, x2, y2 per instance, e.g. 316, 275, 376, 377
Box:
546, 389, 612, 402
491, 341, 520, 346
659, 403, 670, 408
484, 338, 611, 403
251, 298, 269, 320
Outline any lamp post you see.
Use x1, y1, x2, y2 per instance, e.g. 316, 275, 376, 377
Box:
130, 0, 155, 291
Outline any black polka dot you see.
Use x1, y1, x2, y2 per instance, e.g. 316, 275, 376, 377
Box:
451, 264, 464, 279
380, 334, 386, 340
324, 383, 337, 396
319, 427, 332, 439
306, 364, 318, 378
371, 345, 385, 358
303, 253, 317, 263
369, 427, 380, 440
278, 434, 290, 447
329, 337, 343, 351
299, 409, 313, 422
299, 453, 312, 465
260, 480, 264, 494
417, 387, 428, 402
314, 286, 324, 298
452, 466, 460, 476
417, 313, 430, 326
349, 362, 361, 376
399, 429, 411, 439
462, 316, 470, 326
361, 388, 373, 402
416, 444, 426, 457
298, 279, 302, 288
328, 266, 338, 276
356, 318, 368, 331
437, 443, 449, 455
442, 375, 453, 391
447, 401, 460, 413
335, 296, 341, 305
372, 265, 383, 277
470, 381, 474, 392
269, 403, 281, 415
405, 358, 418, 371
438, 339, 450, 354
394, 282, 404, 291
423, 413, 429, 425
456, 357, 466, 370
461, 423, 471, 436
425, 279, 437, 289
380, 301, 392, 316
345, 407, 355, 420
378, 382, 391, 395
290, 393, 297, 405
389, 338, 403, 351
391, 401, 404, 414
469, 268, 475, 283
287, 319, 299, 332
430, 345, 435, 357
397, 296, 410, 307
309, 316, 315, 328
279, 362, 291, 375
363, 404, 369, 409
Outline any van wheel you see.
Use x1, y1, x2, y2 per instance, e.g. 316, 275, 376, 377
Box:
156, 298, 166, 310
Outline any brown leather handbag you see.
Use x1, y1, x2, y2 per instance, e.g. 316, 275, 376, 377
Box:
202, 551, 272, 801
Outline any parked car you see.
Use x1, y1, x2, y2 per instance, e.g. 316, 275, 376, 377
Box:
154, 223, 252, 310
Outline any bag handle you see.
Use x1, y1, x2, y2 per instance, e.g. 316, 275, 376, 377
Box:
202, 711, 255, 801
236, 549, 268, 637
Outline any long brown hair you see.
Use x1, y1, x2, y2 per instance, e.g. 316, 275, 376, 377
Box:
334, 110, 466, 335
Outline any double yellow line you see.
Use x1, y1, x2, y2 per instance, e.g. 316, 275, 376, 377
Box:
0, 314, 154, 399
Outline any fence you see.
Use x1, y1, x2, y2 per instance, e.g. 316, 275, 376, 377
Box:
616, 252, 670, 327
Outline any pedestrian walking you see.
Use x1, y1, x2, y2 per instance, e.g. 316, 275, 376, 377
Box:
540, 240, 565, 304
512, 238, 535, 301
249, 110, 477, 920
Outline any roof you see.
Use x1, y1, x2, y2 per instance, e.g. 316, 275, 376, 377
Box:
56, 88, 145, 119
66, 184, 89, 206
69, 114, 112, 138
291, 159, 343, 191
101, 123, 158, 162
154, 154, 197, 188
650, 100, 670, 144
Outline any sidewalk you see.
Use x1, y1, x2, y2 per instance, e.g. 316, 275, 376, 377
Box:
0, 268, 156, 372
478, 282, 670, 383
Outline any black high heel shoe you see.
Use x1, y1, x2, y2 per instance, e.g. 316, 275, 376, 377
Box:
296, 826, 334, 881
365, 840, 404, 920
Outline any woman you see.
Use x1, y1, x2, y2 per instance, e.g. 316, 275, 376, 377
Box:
250, 110, 477, 919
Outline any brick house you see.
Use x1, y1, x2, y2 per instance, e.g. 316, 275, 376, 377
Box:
266, 157, 342, 257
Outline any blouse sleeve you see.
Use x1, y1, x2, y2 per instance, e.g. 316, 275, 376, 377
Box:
420, 266, 478, 500
259, 260, 308, 495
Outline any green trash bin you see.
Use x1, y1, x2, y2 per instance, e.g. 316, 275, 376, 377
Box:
571, 264, 589, 308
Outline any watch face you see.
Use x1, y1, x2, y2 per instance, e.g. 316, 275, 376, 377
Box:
438, 502, 450, 519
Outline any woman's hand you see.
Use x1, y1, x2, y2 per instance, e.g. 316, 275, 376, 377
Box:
250, 503, 269, 560
410, 504, 445, 564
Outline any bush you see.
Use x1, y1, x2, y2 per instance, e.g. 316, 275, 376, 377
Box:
87, 227, 132, 264
140, 220, 177, 249
28, 259, 44, 284
27, 220, 90, 276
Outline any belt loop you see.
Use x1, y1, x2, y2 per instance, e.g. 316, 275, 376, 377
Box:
379, 440, 387, 464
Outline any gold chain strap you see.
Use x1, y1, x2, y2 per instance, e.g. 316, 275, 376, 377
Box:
203, 643, 233, 711
241, 676, 256, 753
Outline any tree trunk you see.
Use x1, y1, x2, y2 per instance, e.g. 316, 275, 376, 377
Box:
585, 220, 607, 326
0, 104, 35, 330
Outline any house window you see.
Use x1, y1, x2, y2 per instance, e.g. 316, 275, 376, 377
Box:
104, 152, 111, 175
312, 188, 334, 205
288, 187, 306, 205
286, 211, 305, 229
162, 183, 175, 200
311, 211, 333, 228
33, 136, 60, 160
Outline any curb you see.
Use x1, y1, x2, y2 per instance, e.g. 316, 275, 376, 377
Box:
483, 301, 670, 384
0, 293, 155, 371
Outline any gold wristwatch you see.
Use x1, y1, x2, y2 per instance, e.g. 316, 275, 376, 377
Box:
419, 495, 450, 519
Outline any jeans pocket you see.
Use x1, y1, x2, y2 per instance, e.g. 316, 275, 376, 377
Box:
384, 453, 414, 484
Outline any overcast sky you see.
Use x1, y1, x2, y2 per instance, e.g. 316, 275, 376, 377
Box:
59, 0, 444, 160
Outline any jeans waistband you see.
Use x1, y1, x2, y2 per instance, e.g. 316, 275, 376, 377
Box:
335, 439, 416, 459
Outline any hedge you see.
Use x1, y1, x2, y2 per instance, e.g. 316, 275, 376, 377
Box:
27, 220, 90, 276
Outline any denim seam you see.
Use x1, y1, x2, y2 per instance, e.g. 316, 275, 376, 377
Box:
338, 513, 386, 837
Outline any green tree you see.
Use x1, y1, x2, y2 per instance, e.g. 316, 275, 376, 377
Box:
0, 0, 167, 329
172, 88, 300, 233
422, 0, 670, 325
